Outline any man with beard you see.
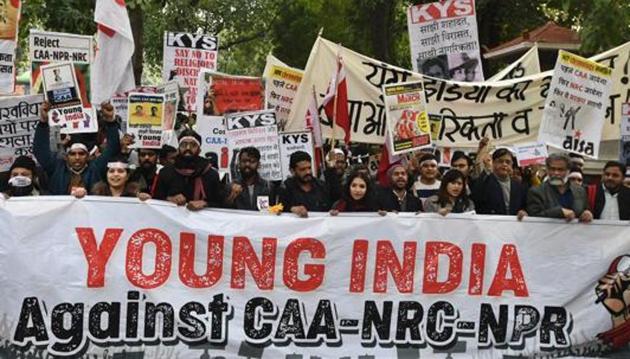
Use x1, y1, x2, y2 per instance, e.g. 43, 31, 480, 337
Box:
130, 148, 159, 194
279, 151, 330, 217
472, 148, 528, 219
33, 101, 120, 195
527, 153, 592, 222
2, 156, 41, 197
376, 163, 423, 212
588, 161, 630, 220
224, 147, 272, 210
153, 129, 223, 210
323, 148, 347, 203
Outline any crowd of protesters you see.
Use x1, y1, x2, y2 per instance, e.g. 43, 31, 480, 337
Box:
1, 101, 630, 223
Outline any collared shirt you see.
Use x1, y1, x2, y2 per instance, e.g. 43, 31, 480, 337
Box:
495, 174, 511, 212
601, 185, 620, 220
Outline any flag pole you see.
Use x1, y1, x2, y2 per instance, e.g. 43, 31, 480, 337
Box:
311, 85, 326, 174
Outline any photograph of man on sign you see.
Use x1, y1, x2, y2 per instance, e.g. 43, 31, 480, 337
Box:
448, 52, 481, 82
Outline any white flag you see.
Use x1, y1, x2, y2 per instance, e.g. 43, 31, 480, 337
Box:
91, 0, 135, 105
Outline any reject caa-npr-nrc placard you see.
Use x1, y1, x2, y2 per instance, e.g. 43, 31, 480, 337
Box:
2, 198, 630, 358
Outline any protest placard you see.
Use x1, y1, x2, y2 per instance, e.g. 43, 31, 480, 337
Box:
156, 80, 179, 132
196, 115, 231, 176
162, 32, 218, 112
383, 81, 431, 155
620, 103, 630, 166
264, 64, 303, 131
196, 69, 264, 116
3, 198, 630, 358
288, 37, 630, 147
539, 50, 613, 158
514, 142, 548, 166
279, 130, 314, 180
41, 62, 96, 133
225, 110, 282, 181
0, 95, 43, 159
0, 0, 21, 94
111, 96, 128, 132
407, 0, 484, 81
29, 30, 93, 104
127, 93, 165, 149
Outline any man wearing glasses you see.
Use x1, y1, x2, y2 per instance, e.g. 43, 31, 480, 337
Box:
153, 129, 224, 210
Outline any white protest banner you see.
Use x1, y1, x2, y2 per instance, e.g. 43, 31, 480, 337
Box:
288, 37, 630, 147
279, 130, 314, 180
264, 64, 303, 131
127, 93, 165, 149
620, 103, 630, 165
383, 81, 431, 155
514, 142, 548, 167
226, 109, 282, 181
195, 115, 231, 176
162, 32, 218, 113
0, 0, 21, 94
29, 30, 93, 103
0, 95, 43, 157
3, 198, 630, 358
488, 45, 541, 81
197, 69, 265, 116
539, 50, 613, 158
408, 0, 483, 81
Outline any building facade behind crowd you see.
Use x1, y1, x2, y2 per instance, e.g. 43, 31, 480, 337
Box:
2, 103, 629, 223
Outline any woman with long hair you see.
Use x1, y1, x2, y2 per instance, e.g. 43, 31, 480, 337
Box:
89, 157, 150, 199
330, 170, 384, 215
424, 169, 474, 216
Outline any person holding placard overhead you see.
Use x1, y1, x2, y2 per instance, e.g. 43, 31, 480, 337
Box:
33, 101, 121, 195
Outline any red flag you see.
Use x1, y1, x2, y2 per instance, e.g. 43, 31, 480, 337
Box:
376, 129, 401, 186
321, 56, 351, 144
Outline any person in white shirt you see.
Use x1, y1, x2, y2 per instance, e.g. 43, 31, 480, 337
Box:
588, 161, 630, 220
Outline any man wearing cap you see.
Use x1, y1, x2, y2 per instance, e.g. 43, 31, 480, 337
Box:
587, 161, 630, 220
472, 148, 528, 219
323, 148, 347, 203
153, 129, 223, 210
33, 101, 121, 195
2, 156, 41, 197
527, 153, 592, 221
448, 53, 479, 82
377, 163, 423, 212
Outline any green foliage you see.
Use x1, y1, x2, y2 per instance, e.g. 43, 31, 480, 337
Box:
14, 0, 630, 83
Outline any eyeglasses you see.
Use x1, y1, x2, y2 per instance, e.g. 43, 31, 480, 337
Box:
179, 141, 199, 149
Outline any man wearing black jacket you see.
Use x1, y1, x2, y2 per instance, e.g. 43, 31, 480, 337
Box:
278, 151, 330, 217
377, 163, 423, 212
589, 161, 630, 220
153, 129, 223, 210
472, 148, 527, 219
224, 147, 273, 211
